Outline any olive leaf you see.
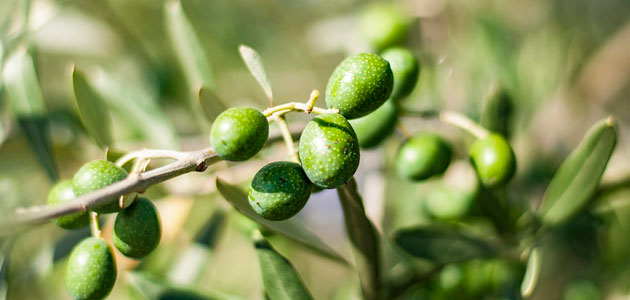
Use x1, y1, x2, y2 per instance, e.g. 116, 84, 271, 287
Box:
215, 178, 347, 264
1, 49, 58, 181
88, 68, 180, 149
253, 231, 313, 300
520, 247, 541, 298
128, 271, 242, 300
168, 208, 227, 286
239, 45, 273, 102
165, 0, 215, 90
197, 86, 227, 122
537, 117, 617, 225
393, 225, 497, 264
336, 178, 381, 300
72, 67, 112, 149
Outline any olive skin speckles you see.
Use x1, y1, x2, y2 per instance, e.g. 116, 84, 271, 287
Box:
325, 53, 394, 119
65, 237, 117, 300
298, 113, 360, 189
380, 47, 419, 101
349, 99, 398, 149
210, 107, 269, 161
396, 132, 453, 181
72, 160, 128, 214
113, 197, 161, 258
248, 162, 312, 221
469, 134, 516, 188
47, 180, 89, 230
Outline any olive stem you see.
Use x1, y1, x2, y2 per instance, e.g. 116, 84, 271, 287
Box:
263, 89, 338, 121
89, 212, 101, 238
276, 116, 299, 162
400, 108, 490, 139
439, 111, 490, 139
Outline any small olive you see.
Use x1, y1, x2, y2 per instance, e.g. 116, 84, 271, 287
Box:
298, 113, 360, 189
65, 237, 117, 300
359, 3, 411, 50
113, 197, 161, 258
380, 47, 419, 101
47, 180, 89, 229
72, 160, 128, 214
349, 99, 398, 149
395, 132, 452, 181
248, 161, 312, 221
210, 107, 269, 161
469, 134, 516, 188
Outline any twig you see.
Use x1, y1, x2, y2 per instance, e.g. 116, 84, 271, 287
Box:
89, 212, 101, 238
276, 116, 299, 162
400, 108, 490, 139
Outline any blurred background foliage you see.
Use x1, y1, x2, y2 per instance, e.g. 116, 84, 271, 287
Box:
0, 0, 629, 299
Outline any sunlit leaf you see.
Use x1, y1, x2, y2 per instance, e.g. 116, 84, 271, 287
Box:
2, 48, 58, 181
72, 67, 112, 148
253, 230, 313, 300
537, 117, 617, 225
239, 45, 273, 102
128, 271, 243, 300
215, 178, 347, 264
520, 247, 541, 298
393, 225, 497, 264
336, 178, 381, 300
168, 209, 227, 286
197, 86, 227, 122
89, 69, 180, 149
165, 0, 215, 90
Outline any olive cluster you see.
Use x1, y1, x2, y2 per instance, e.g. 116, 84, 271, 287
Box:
210, 53, 395, 221
47, 160, 161, 300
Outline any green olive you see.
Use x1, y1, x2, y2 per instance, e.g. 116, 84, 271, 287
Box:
469, 134, 516, 188
47, 180, 89, 229
380, 47, 419, 101
298, 113, 360, 189
113, 197, 161, 258
72, 160, 128, 214
395, 132, 452, 181
65, 237, 117, 300
325, 53, 393, 119
248, 161, 312, 221
349, 99, 398, 149
210, 107, 269, 161
359, 3, 411, 50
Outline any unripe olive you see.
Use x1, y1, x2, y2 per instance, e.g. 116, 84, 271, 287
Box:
65, 237, 116, 300
248, 161, 312, 221
469, 134, 516, 188
47, 180, 89, 229
298, 113, 360, 189
210, 107, 269, 161
325, 53, 393, 119
359, 3, 411, 50
563, 280, 600, 300
395, 132, 452, 181
380, 47, 419, 101
113, 197, 161, 258
73, 160, 128, 214
349, 99, 398, 149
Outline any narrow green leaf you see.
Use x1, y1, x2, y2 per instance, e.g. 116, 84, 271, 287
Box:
2, 49, 58, 181
336, 178, 381, 300
480, 84, 513, 138
520, 247, 541, 298
253, 230, 313, 300
215, 178, 347, 264
197, 86, 227, 122
393, 225, 497, 264
89, 69, 179, 149
165, 0, 215, 90
128, 271, 242, 300
537, 117, 617, 225
72, 67, 112, 148
168, 209, 227, 286
239, 45, 273, 102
